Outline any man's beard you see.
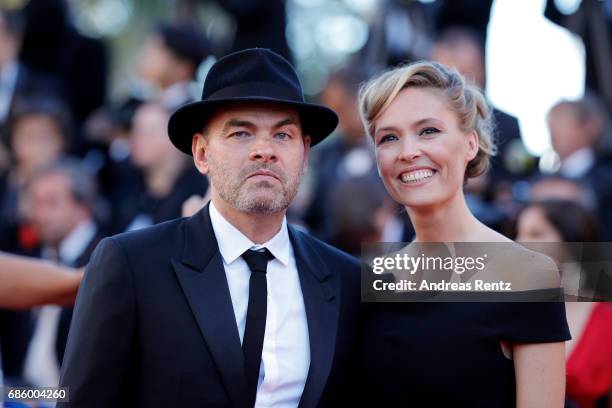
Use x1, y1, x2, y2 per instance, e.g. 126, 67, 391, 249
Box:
208, 158, 302, 214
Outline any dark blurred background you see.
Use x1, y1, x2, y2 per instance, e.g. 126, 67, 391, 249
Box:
0, 0, 610, 406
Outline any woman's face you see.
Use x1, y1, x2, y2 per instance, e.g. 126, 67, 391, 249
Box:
12, 114, 64, 171
373, 87, 477, 210
130, 104, 173, 170
516, 206, 563, 243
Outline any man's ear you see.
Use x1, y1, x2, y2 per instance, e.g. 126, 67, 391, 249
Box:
192, 133, 209, 175
466, 130, 479, 162
302, 135, 312, 172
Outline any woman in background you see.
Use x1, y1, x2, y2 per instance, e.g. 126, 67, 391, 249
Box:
357, 60, 569, 407
516, 200, 612, 408
120, 102, 208, 231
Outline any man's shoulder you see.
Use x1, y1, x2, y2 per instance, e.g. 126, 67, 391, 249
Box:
105, 216, 189, 253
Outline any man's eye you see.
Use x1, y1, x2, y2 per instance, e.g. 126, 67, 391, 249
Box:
378, 134, 398, 145
275, 132, 290, 140
231, 131, 250, 138
419, 127, 440, 136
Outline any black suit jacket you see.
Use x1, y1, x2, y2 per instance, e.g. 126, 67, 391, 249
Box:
58, 204, 360, 407
55, 227, 104, 365
581, 156, 612, 240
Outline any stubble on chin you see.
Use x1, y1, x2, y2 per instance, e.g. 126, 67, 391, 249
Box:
208, 159, 302, 214
234, 180, 287, 214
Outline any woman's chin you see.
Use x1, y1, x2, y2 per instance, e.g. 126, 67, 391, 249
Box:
398, 195, 440, 210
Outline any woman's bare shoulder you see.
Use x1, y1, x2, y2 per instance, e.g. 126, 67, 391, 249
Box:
487, 242, 561, 290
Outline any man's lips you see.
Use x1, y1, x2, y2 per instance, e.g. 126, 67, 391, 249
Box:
246, 170, 281, 181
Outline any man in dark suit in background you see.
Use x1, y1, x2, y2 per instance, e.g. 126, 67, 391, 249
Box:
22, 159, 103, 385
430, 27, 528, 183
430, 26, 528, 230
546, 96, 612, 239
59, 48, 360, 407
135, 23, 210, 111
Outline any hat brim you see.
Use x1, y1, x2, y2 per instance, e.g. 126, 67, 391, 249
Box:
168, 97, 339, 155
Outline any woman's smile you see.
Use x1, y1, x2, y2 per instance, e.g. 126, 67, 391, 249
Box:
398, 168, 437, 186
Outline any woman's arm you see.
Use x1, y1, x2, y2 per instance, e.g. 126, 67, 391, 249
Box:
514, 341, 566, 408
0, 252, 84, 308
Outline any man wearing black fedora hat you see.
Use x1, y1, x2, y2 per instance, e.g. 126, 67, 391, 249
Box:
58, 48, 360, 408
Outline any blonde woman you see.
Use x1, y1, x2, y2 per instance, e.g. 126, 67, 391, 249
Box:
358, 61, 569, 407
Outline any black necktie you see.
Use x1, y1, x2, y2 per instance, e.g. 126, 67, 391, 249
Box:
241, 248, 273, 406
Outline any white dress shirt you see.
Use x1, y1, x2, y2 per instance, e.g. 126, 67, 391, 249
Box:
58, 219, 98, 266
160, 80, 193, 110
209, 202, 310, 408
559, 147, 595, 179
0, 61, 18, 122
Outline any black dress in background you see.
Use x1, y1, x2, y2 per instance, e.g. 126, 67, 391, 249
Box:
359, 301, 570, 407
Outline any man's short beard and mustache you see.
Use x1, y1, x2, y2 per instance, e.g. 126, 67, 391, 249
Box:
208, 158, 303, 214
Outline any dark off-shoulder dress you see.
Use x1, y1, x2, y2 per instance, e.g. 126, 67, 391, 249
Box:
359, 301, 570, 407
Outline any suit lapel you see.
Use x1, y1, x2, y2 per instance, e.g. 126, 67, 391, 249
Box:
172, 204, 249, 408
290, 227, 340, 408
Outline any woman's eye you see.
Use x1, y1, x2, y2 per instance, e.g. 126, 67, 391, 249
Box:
378, 134, 398, 145
419, 127, 440, 136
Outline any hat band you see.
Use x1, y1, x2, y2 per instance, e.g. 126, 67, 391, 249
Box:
206, 82, 304, 103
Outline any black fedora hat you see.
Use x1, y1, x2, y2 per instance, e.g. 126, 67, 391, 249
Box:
168, 48, 338, 155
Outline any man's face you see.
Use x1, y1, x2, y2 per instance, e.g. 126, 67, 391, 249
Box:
548, 105, 587, 160
192, 103, 311, 214
136, 35, 175, 87
0, 14, 18, 67
431, 42, 485, 88
320, 80, 363, 142
11, 114, 64, 172
27, 171, 88, 247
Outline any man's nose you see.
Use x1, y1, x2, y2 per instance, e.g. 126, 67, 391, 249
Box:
249, 136, 277, 162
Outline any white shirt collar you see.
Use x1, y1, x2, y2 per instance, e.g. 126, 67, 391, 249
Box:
161, 80, 192, 110
560, 147, 595, 178
0, 61, 18, 86
58, 219, 97, 265
0, 61, 19, 122
209, 201, 290, 267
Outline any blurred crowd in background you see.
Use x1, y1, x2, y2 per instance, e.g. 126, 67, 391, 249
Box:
0, 0, 610, 407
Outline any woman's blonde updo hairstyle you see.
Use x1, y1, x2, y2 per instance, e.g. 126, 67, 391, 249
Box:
358, 61, 496, 179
